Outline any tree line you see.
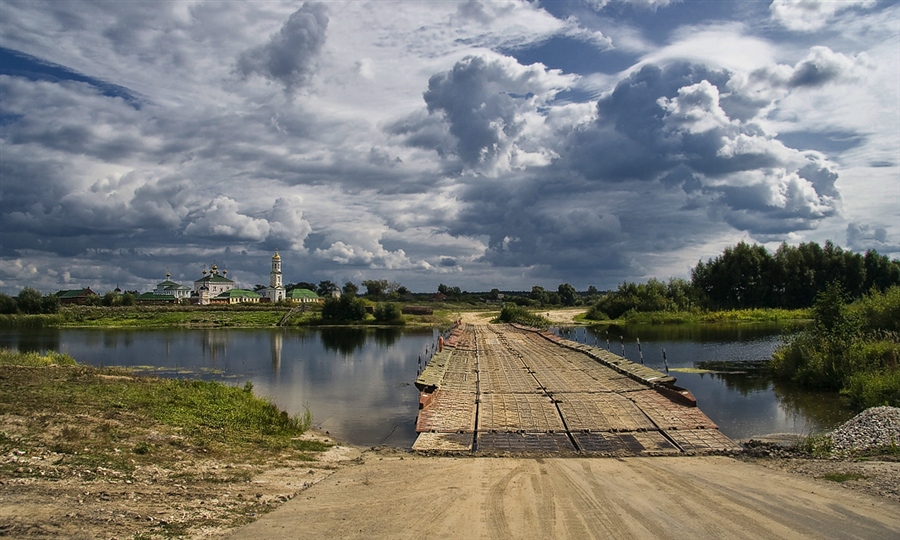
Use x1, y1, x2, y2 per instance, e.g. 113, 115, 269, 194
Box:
587, 241, 900, 320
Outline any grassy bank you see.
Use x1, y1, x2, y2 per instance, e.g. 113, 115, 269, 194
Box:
578, 307, 810, 326
771, 285, 900, 409
0, 349, 326, 480
0, 303, 460, 329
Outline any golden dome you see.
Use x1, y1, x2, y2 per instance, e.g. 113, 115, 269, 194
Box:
273, 250, 281, 260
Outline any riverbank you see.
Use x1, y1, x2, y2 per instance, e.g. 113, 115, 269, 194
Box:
0, 304, 463, 330
2, 352, 899, 538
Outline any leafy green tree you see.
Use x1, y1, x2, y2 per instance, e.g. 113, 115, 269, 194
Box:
321, 295, 367, 322
373, 303, 403, 323
362, 279, 389, 299
557, 283, 578, 306
0, 293, 17, 314
342, 281, 358, 297
530, 286, 548, 306
16, 287, 43, 314
40, 293, 60, 314
317, 280, 338, 297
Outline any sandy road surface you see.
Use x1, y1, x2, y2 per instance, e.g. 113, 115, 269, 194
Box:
230, 452, 900, 540
457, 307, 587, 325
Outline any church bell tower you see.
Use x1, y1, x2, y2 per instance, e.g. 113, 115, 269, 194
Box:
267, 250, 286, 302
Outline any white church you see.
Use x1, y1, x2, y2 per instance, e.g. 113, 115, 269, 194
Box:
148, 250, 321, 305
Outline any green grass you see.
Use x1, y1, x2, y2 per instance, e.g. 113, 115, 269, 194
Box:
0, 349, 327, 480
0, 348, 76, 366
619, 308, 810, 325
52, 306, 288, 327
821, 472, 867, 483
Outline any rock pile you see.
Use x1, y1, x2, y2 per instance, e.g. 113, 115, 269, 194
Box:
830, 406, 900, 452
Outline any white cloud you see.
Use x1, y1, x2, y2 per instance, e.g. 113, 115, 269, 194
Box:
184, 197, 271, 241
770, 0, 877, 32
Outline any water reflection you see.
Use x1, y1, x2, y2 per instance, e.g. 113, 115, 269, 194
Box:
320, 327, 368, 356
0, 324, 853, 445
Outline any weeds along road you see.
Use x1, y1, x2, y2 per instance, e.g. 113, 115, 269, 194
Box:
229, 452, 900, 540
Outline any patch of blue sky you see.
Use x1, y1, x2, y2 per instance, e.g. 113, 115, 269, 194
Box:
777, 131, 867, 154
0, 47, 142, 109
501, 35, 634, 76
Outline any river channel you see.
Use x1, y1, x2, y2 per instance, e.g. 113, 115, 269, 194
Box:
0, 324, 855, 447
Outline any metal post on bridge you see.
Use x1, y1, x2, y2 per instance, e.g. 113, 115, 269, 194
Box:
662, 348, 669, 374
637, 338, 643, 365
620, 335, 625, 358
605, 331, 609, 350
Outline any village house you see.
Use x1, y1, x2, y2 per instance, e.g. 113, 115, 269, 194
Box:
55, 287, 99, 305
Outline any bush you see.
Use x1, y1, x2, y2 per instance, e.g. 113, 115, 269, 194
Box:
321, 295, 367, 323
771, 284, 900, 406
842, 369, 900, 408
496, 304, 551, 327
373, 303, 403, 324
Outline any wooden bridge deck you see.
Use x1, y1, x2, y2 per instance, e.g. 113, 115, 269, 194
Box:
413, 324, 740, 455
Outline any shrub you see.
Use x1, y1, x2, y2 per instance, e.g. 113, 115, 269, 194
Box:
496, 304, 551, 327
321, 295, 367, 323
842, 369, 900, 408
373, 303, 403, 324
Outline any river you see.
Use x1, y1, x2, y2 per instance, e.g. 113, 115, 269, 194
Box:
0, 324, 854, 447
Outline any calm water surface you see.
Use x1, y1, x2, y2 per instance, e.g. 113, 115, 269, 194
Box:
1, 324, 855, 446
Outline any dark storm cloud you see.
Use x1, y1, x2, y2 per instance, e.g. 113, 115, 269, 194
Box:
236, 3, 329, 94
406, 57, 847, 284
562, 62, 840, 233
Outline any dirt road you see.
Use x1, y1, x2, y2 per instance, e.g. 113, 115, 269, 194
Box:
230, 451, 900, 540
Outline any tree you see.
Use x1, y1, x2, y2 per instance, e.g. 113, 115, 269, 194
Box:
317, 280, 338, 297
0, 293, 16, 314
558, 283, 578, 307
321, 295, 367, 322
40, 293, 60, 314
342, 281, 359, 297
16, 287, 43, 314
396, 286, 410, 296
373, 303, 403, 323
530, 286, 548, 306
102, 291, 119, 307
362, 279, 389, 299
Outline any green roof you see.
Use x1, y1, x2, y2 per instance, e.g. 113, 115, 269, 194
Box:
287, 288, 320, 299
55, 288, 97, 299
215, 288, 260, 299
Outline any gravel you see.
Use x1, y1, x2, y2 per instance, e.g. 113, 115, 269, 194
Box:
830, 406, 900, 452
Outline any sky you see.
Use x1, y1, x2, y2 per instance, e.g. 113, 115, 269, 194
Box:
1, 0, 898, 295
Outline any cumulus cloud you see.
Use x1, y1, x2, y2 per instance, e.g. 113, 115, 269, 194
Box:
846, 223, 900, 254
421, 54, 574, 174
266, 196, 312, 251
562, 62, 841, 237
770, 0, 876, 32
743, 46, 867, 92
236, 3, 329, 93
184, 197, 271, 241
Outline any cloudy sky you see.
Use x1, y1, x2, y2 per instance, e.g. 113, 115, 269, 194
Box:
1, 0, 898, 295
